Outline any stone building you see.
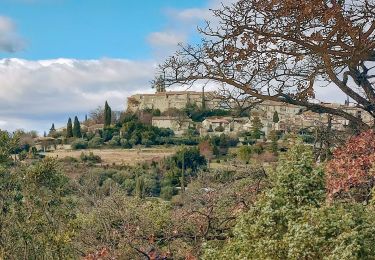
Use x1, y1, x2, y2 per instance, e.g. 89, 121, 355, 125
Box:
127, 91, 221, 113
200, 117, 250, 136
151, 116, 194, 136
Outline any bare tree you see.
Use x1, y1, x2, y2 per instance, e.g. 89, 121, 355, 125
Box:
156, 0, 375, 130
216, 85, 263, 116
88, 106, 105, 124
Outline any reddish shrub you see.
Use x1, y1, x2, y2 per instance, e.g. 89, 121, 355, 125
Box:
326, 130, 375, 201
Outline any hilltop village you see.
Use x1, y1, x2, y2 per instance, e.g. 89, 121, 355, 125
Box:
126, 89, 373, 138
31, 88, 373, 153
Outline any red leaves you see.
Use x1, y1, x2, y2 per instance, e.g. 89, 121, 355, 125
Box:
326, 130, 375, 199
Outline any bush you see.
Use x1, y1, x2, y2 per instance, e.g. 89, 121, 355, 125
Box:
108, 135, 121, 146
238, 145, 252, 162
60, 156, 79, 163
80, 152, 102, 163
120, 138, 132, 149
71, 139, 88, 150
160, 186, 176, 200
252, 143, 264, 154
215, 125, 225, 132
88, 137, 104, 148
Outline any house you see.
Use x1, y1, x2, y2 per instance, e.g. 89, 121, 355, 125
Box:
151, 116, 193, 136
201, 117, 251, 136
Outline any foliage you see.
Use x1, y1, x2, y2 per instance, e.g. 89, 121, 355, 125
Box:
273, 111, 279, 123
104, 101, 112, 128
203, 142, 328, 259
158, 0, 375, 129
237, 145, 252, 162
88, 136, 104, 148
0, 158, 76, 259
326, 130, 375, 202
269, 130, 278, 154
183, 103, 230, 122
73, 116, 82, 138
66, 117, 73, 138
71, 139, 89, 150
251, 116, 263, 139
80, 152, 102, 163
0, 130, 18, 164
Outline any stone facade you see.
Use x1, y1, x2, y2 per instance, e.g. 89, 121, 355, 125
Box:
152, 116, 194, 136
127, 91, 220, 113
200, 117, 250, 137
128, 91, 373, 137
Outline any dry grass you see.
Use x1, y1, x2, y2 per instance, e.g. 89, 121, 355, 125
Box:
46, 147, 176, 165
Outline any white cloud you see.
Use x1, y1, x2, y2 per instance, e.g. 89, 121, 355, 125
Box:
0, 58, 156, 132
168, 8, 212, 22
0, 16, 25, 53
147, 31, 186, 47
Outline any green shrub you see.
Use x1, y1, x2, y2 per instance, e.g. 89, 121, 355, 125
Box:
120, 138, 132, 149
88, 137, 103, 148
80, 152, 102, 163
160, 186, 176, 200
71, 139, 88, 150
215, 125, 225, 132
108, 135, 121, 146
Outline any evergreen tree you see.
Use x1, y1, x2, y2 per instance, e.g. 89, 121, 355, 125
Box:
135, 176, 145, 199
273, 111, 280, 123
73, 116, 81, 138
104, 101, 112, 127
269, 130, 278, 155
251, 115, 263, 139
48, 123, 56, 136
66, 118, 73, 138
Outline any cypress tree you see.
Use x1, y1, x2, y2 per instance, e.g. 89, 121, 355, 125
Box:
273, 111, 280, 123
73, 116, 81, 138
251, 115, 263, 139
49, 123, 56, 136
135, 176, 145, 199
104, 101, 112, 127
66, 118, 73, 138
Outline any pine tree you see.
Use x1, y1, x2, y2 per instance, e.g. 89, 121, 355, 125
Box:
273, 111, 280, 123
66, 118, 73, 138
73, 116, 81, 138
104, 101, 112, 128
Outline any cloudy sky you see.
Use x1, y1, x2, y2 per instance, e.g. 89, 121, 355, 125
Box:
0, 0, 344, 133
0, 0, 216, 132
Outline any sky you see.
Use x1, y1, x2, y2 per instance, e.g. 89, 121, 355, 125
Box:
0, 0, 218, 133
0, 0, 345, 133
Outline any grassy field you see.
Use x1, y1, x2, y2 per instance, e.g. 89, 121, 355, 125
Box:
46, 147, 177, 165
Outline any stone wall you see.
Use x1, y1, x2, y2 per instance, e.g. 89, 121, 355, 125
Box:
127, 91, 220, 113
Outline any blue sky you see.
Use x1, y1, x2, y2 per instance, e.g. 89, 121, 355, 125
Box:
0, 0, 220, 133
0, 0, 206, 60
0, 0, 345, 133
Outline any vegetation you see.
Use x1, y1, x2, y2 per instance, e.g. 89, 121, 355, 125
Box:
2, 1, 374, 258
66, 117, 73, 138
104, 100, 112, 128
1, 125, 375, 259
73, 116, 82, 138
